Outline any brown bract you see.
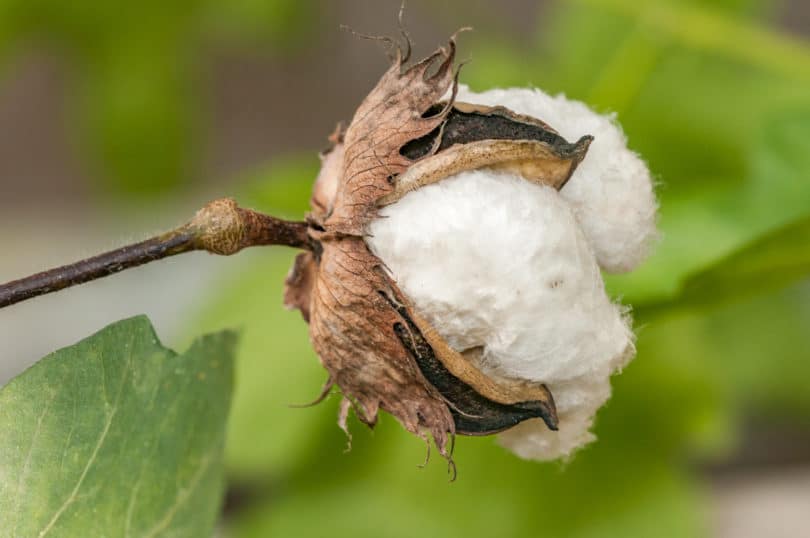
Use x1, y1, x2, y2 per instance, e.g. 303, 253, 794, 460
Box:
284, 35, 592, 465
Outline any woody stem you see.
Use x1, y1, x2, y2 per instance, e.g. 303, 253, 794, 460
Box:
0, 198, 310, 309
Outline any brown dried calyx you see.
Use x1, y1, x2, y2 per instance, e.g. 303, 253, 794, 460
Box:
284, 34, 592, 466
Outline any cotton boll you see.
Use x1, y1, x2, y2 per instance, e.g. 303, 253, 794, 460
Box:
453, 85, 658, 273
367, 170, 634, 460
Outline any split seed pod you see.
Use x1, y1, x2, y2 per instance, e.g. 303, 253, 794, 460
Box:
284, 35, 657, 467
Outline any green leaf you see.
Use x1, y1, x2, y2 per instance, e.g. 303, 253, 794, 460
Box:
637, 214, 810, 319
0, 315, 237, 537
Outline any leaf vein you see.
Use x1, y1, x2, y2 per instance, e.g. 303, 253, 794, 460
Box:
37, 331, 136, 537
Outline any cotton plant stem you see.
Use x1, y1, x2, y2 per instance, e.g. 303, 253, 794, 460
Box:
0, 198, 310, 308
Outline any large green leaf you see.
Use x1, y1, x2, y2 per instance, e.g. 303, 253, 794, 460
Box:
0, 316, 236, 538
637, 214, 810, 319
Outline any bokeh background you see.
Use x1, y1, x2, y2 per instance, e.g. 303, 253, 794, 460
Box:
2, 0, 810, 536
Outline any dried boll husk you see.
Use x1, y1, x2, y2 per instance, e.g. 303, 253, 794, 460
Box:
285, 34, 654, 467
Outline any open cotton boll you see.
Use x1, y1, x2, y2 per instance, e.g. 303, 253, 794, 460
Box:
367, 170, 635, 460
453, 85, 658, 273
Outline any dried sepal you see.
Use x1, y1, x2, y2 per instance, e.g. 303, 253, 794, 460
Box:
322, 37, 459, 235
283, 251, 317, 322
382, 103, 592, 205
310, 126, 345, 220
309, 235, 455, 451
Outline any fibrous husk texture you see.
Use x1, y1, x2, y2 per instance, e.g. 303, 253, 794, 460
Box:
287, 41, 460, 458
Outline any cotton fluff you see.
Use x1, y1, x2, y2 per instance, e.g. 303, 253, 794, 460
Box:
366, 88, 658, 460
453, 85, 658, 273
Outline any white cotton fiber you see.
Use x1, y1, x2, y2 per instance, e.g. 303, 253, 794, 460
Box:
453, 85, 658, 273
365, 87, 658, 460
367, 170, 636, 460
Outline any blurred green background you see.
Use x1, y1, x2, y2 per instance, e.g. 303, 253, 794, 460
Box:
1, 0, 810, 536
